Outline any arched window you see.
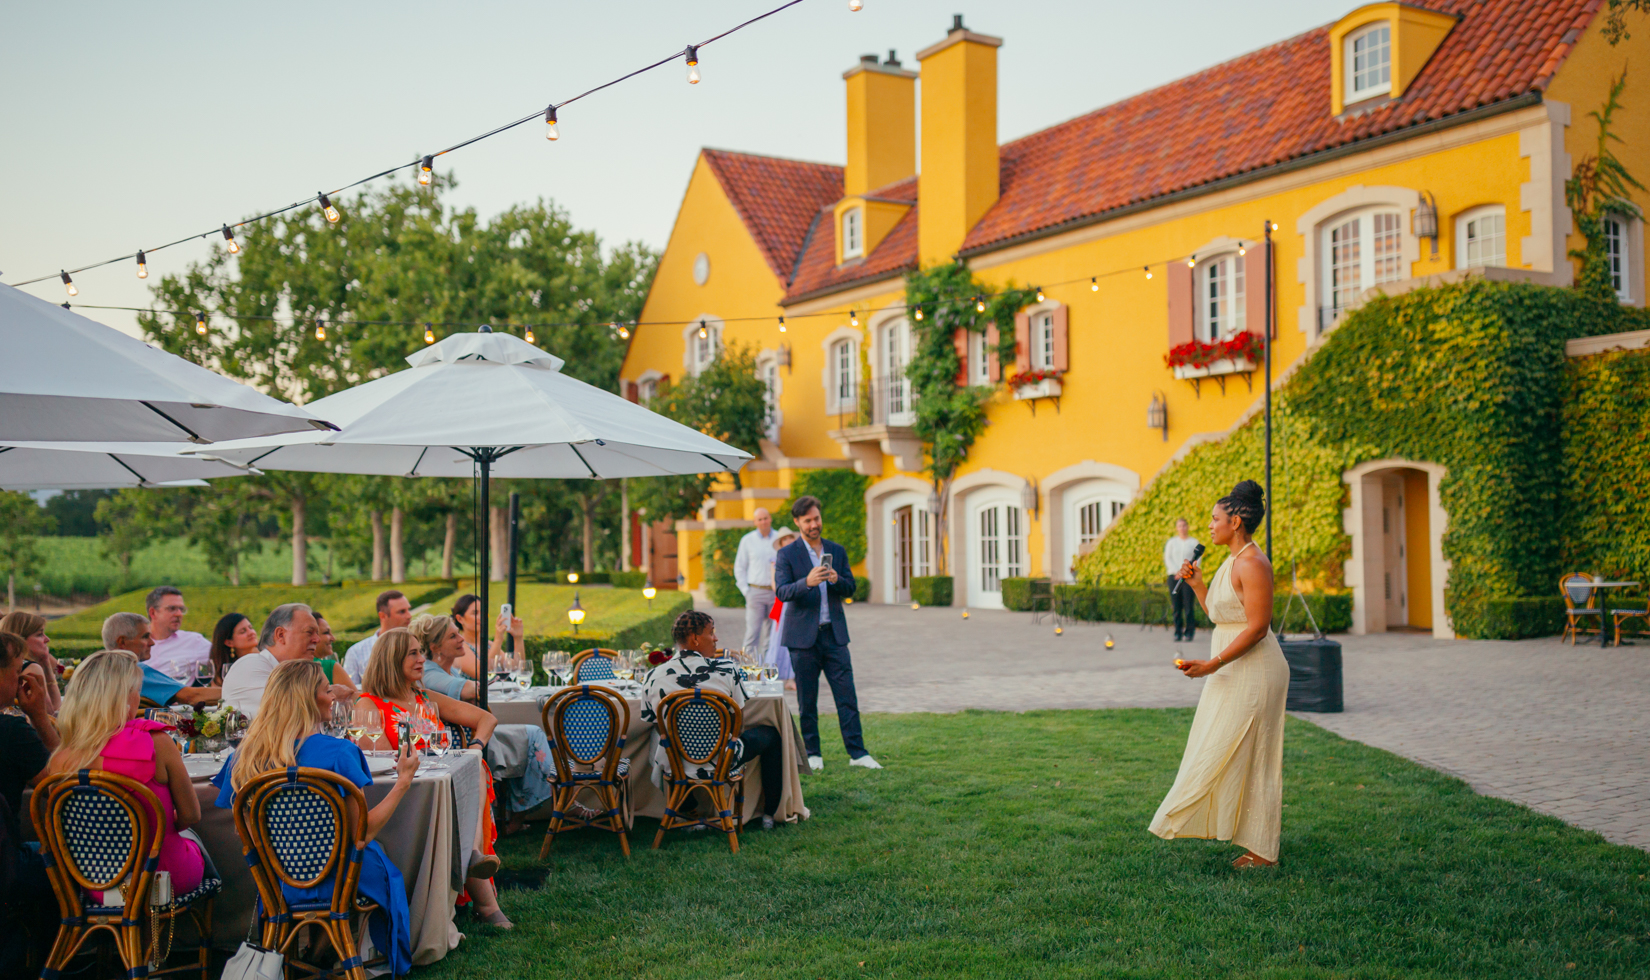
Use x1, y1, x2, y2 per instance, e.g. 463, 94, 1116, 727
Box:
1322, 208, 1404, 325
1455, 205, 1506, 269
683, 319, 722, 375
1198, 254, 1246, 342
880, 318, 913, 424
1346, 22, 1391, 102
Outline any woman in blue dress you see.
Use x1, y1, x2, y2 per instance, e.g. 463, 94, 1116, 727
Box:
213, 660, 417, 976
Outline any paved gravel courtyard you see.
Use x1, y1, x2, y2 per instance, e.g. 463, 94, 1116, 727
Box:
708, 601, 1650, 851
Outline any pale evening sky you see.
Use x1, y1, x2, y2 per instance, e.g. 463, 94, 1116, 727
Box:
2, 0, 1349, 340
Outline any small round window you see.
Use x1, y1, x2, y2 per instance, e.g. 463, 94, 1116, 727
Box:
693, 252, 711, 286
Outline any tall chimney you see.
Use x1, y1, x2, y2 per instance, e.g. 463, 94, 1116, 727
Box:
916, 15, 1002, 266
843, 51, 917, 197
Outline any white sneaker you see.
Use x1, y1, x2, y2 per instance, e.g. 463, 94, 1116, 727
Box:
807, 755, 824, 772
849, 754, 883, 770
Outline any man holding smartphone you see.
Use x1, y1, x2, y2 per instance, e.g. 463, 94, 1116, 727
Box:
774, 495, 881, 772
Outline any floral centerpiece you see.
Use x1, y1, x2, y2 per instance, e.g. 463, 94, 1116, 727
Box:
1164, 332, 1263, 370
176, 703, 240, 751
642, 641, 673, 666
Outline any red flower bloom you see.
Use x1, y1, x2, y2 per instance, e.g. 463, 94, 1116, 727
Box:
1164, 332, 1263, 369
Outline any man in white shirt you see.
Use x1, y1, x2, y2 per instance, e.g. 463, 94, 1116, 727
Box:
342, 590, 411, 685
222, 603, 343, 717
143, 586, 212, 682
731, 508, 780, 655
1163, 518, 1202, 642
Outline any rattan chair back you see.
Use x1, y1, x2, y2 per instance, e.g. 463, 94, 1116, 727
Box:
570, 648, 621, 683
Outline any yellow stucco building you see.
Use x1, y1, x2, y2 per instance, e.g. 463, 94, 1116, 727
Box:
620, 2, 1649, 628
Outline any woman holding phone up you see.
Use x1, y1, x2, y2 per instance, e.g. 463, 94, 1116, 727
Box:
1148, 480, 1289, 868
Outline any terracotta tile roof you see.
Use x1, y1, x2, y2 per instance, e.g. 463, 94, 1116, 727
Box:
700, 149, 843, 279
960, 0, 1601, 253
747, 0, 1598, 302
782, 177, 920, 303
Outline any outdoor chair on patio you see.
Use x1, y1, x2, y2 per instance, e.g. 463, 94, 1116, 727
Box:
539, 684, 632, 858
232, 767, 383, 980
1561, 573, 1604, 644
1029, 579, 1055, 624
1611, 593, 1648, 646
570, 648, 621, 683
33, 770, 221, 980
652, 688, 745, 854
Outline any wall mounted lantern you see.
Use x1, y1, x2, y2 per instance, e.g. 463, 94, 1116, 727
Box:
1147, 391, 1169, 442
1413, 191, 1440, 258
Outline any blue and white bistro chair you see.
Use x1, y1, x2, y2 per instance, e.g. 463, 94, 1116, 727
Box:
569, 649, 620, 683
232, 767, 380, 980
32, 770, 220, 980
652, 688, 746, 854
539, 684, 632, 858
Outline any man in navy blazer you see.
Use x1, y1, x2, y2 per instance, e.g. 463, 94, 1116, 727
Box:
774, 495, 881, 771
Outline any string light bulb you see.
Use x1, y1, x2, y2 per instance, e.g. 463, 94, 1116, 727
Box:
1035, 286, 1045, 303
544, 107, 559, 141
777, 315, 786, 333
618, 324, 631, 339
222, 225, 241, 255
975, 297, 986, 313
314, 318, 327, 342
849, 310, 859, 327
195, 311, 208, 335
136, 250, 148, 279
1238, 242, 1247, 256
1144, 266, 1152, 280
850, 0, 863, 9
424, 323, 435, 344
697, 319, 708, 340
1091, 277, 1098, 291
60, 271, 77, 296
524, 326, 536, 344
319, 192, 340, 224
1186, 255, 1196, 268
418, 155, 434, 186
685, 45, 700, 84
913, 307, 923, 321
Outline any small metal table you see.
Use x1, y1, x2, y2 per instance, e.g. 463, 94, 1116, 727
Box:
1590, 581, 1642, 646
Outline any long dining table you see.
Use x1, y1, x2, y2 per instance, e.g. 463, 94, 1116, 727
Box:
487, 684, 811, 824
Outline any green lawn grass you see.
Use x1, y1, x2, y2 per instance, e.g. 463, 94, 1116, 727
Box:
47, 582, 457, 641
459, 582, 693, 651
425, 710, 1650, 980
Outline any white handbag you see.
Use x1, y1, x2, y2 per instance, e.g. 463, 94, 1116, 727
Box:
221, 896, 284, 980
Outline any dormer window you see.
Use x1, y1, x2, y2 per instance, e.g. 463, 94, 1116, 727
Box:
842, 207, 864, 259
1347, 23, 1391, 101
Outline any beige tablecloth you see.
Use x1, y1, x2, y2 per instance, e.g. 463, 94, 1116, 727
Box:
489, 692, 809, 824
28, 749, 489, 969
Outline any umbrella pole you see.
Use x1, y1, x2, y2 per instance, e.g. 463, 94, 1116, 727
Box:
478, 456, 490, 713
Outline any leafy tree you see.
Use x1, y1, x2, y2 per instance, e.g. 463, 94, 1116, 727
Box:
1565, 71, 1644, 303
0, 492, 50, 609
42, 489, 113, 537
630, 343, 770, 524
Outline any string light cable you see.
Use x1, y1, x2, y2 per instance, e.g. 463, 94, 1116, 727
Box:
6, 0, 816, 292
59, 238, 1258, 336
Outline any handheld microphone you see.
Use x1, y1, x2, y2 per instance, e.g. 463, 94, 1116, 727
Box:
1176, 544, 1206, 594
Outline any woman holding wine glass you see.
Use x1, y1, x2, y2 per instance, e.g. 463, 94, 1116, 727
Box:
1148, 480, 1289, 868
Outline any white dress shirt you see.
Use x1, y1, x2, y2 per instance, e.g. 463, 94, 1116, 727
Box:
146, 630, 212, 682
343, 634, 382, 686
221, 650, 280, 718
732, 527, 779, 597
1164, 535, 1202, 577
804, 541, 830, 624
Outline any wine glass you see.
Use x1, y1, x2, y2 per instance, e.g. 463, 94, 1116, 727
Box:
224, 712, 247, 757
195, 660, 216, 687
356, 703, 384, 758
513, 656, 533, 691
423, 728, 451, 772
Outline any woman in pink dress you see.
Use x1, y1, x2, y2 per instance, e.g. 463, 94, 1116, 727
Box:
46, 650, 204, 899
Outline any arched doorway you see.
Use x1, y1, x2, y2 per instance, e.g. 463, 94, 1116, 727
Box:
1344, 459, 1451, 637
966, 488, 1026, 609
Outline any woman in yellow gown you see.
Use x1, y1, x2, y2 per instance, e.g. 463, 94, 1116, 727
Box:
1148, 479, 1289, 867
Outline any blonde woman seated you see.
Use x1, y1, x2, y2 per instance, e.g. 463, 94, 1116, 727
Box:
358, 628, 526, 927
45, 650, 204, 902
211, 661, 417, 975
402, 616, 558, 835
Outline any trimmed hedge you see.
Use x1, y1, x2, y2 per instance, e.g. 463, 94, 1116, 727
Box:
704, 528, 747, 609
1450, 595, 1568, 640
49, 581, 456, 640
520, 589, 693, 656
912, 576, 953, 607
610, 570, 648, 588
1001, 577, 1052, 612
854, 577, 871, 603
1051, 584, 1350, 633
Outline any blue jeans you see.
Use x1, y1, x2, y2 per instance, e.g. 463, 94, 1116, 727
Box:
790, 624, 867, 759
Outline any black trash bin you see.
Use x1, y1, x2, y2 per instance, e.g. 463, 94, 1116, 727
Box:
1279, 636, 1342, 713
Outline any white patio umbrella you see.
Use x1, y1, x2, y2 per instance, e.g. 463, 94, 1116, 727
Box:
195, 328, 753, 708
0, 441, 260, 490
0, 284, 336, 442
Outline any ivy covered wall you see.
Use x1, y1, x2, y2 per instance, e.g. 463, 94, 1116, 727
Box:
1075, 277, 1650, 637
1560, 344, 1650, 583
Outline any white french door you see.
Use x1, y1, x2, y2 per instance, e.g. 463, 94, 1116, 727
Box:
968, 493, 1024, 609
